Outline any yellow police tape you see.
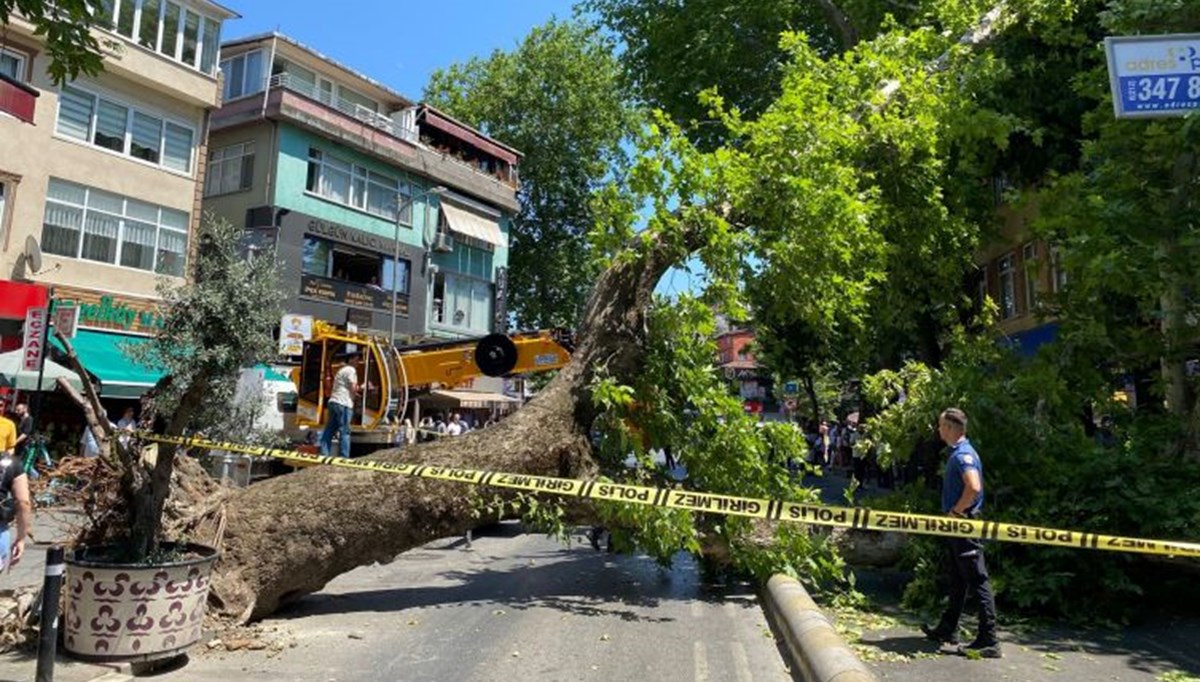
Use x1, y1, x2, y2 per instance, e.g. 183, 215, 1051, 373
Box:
140, 433, 1200, 560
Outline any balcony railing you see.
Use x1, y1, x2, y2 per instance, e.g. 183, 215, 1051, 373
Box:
269, 72, 419, 144
0, 73, 38, 124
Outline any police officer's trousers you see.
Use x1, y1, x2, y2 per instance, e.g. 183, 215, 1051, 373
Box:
935, 536, 998, 644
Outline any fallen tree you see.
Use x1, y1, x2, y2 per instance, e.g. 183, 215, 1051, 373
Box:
194, 223, 685, 622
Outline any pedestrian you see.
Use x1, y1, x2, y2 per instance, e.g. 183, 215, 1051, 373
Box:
921, 407, 1001, 658
0, 400, 15, 457
0, 446, 32, 571
320, 356, 360, 458
446, 413, 464, 436
401, 418, 417, 446
116, 406, 137, 450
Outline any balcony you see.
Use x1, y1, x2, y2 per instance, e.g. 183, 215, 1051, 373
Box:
0, 72, 38, 124
269, 72, 419, 143
213, 74, 520, 211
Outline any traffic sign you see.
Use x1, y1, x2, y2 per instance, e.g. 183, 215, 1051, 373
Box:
1105, 34, 1200, 118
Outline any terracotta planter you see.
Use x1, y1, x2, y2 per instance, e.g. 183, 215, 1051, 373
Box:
63, 543, 218, 662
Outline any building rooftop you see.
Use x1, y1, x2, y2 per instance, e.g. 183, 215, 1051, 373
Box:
221, 31, 415, 108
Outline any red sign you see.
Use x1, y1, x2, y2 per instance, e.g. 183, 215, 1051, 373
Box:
23, 307, 47, 372
0, 280, 49, 320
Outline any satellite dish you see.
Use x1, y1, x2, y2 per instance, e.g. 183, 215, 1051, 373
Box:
24, 235, 42, 274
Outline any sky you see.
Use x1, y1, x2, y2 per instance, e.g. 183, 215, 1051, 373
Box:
224, 0, 577, 100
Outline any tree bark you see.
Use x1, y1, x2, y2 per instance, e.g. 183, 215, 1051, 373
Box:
203, 226, 687, 623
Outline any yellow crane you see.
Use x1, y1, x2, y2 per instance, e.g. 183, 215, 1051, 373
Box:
292, 321, 572, 451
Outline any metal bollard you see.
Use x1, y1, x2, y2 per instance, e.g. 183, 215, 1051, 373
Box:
35, 546, 65, 682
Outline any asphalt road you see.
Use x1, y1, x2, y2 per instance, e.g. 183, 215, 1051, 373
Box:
171, 523, 794, 682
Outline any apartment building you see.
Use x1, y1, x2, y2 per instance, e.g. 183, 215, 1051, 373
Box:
0, 0, 237, 398
203, 33, 520, 347
973, 201, 1066, 356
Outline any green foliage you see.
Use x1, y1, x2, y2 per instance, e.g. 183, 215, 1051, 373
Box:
128, 213, 284, 428
861, 336, 1200, 618
588, 295, 847, 585
1, 0, 108, 84
424, 20, 635, 329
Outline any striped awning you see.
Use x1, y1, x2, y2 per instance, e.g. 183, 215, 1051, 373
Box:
441, 202, 506, 248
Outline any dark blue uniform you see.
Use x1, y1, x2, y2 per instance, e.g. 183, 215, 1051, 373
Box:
932, 438, 998, 649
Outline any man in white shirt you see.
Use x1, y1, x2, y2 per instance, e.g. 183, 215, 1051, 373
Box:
445, 413, 464, 437
320, 357, 360, 457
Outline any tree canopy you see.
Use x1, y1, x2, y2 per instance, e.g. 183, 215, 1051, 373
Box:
424, 20, 635, 330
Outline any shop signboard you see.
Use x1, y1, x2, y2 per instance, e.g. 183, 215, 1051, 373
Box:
54, 305, 80, 339
278, 314, 313, 356
299, 275, 407, 316
22, 307, 47, 372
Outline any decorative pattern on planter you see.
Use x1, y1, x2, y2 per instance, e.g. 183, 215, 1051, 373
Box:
63, 545, 217, 662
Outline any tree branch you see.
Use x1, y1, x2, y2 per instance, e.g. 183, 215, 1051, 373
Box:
813, 0, 859, 50
876, 2, 1011, 107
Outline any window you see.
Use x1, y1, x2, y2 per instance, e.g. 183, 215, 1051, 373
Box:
432, 272, 492, 333
437, 240, 494, 279
301, 237, 332, 277
163, 122, 192, 172
0, 48, 26, 81
55, 85, 196, 174
205, 141, 255, 196
93, 99, 128, 152
41, 178, 189, 276
220, 50, 264, 101
301, 235, 405, 293
161, 2, 181, 59
306, 148, 410, 221
997, 253, 1016, 319
200, 17, 220, 74
381, 257, 409, 295
96, 0, 219, 74
180, 10, 199, 67
137, 0, 162, 51
130, 111, 162, 162
1050, 246, 1067, 293
116, 0, 136, 38
1022, 242, 1038, 312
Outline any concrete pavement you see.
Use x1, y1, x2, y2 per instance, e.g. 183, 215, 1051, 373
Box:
1, 520, 798, 682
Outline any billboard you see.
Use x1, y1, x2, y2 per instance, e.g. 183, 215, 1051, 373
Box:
1105, 34, 1200, 118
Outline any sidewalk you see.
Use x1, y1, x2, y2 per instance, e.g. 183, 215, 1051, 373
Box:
0, 508, 130, 682
808, 470, 1200, 681
835, 570, 1200, 681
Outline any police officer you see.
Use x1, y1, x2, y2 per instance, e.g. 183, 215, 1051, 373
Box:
921, 407, 1001, 658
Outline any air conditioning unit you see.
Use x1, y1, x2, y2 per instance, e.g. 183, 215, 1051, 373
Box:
432, 232, 454, 253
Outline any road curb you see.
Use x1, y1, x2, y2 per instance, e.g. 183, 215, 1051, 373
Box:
763, 574, 877, 682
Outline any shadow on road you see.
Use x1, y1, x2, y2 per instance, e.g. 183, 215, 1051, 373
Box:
272, 528, 747, 626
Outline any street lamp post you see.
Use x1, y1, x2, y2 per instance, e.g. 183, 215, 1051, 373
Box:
391, 186, 445, 343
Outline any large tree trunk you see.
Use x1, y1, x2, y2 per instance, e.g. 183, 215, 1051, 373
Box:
205, 229, 680, 623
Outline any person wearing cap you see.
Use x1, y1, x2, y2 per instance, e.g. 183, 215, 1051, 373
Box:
921, 407, 1001, 658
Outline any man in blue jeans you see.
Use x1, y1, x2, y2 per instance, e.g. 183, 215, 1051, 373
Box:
320, 357, 360, 458
921, 407, 1001, 658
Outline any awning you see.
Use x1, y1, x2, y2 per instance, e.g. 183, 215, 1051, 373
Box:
0, 349, 84, 392
441, 202, 506, 248
52, 329, 165, 398
425, 389, 518, 409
